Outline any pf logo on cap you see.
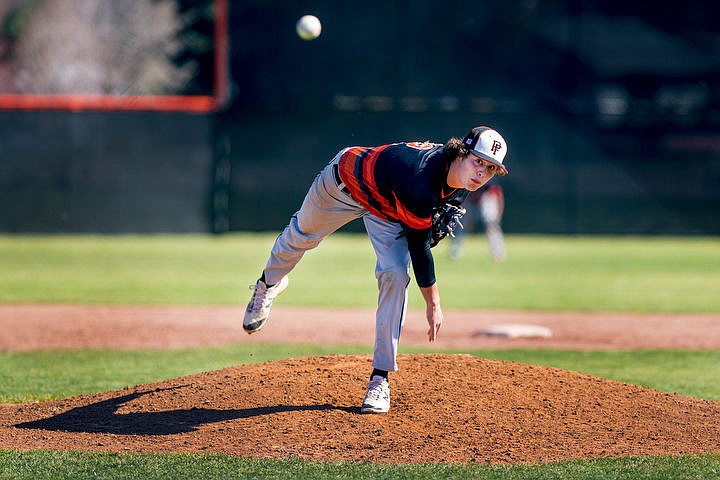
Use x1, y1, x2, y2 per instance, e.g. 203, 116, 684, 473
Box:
462, 126, 509, 175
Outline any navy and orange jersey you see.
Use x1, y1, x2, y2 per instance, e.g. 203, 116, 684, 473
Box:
338, 141, 467, 287
338, 142, 458, 228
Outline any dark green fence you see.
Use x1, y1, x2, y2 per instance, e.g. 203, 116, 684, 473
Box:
1, 106, 718, 235
0, 111, 213, 233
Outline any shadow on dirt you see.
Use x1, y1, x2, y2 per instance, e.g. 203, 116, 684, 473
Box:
15, 388, 359, 435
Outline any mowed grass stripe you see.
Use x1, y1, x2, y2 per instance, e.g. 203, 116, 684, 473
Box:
0, 234, 718, 312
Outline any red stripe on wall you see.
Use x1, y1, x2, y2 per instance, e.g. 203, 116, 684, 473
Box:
0, 94, 216, 113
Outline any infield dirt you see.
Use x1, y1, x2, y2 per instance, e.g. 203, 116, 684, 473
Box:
2, 305, 720, 464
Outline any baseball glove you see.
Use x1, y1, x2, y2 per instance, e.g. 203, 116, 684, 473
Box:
429, 203, 466, 248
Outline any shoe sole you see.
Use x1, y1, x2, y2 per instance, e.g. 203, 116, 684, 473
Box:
243, 319, 266, 334
360, 405, 389, 414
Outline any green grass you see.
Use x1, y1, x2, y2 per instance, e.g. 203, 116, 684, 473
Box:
1, 450, 719, 480
0, 234, 718, 312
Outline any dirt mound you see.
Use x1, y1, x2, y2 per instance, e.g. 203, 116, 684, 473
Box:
2, 354, 720, 464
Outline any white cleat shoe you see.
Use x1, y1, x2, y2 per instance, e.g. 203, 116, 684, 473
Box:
243, 276, 289, 334
361, 376, 390, 414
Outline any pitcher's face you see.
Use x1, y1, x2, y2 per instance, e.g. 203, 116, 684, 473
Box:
447, 153, 499, 191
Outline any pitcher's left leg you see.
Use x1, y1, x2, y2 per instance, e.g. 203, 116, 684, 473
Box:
363, 215, 410, 373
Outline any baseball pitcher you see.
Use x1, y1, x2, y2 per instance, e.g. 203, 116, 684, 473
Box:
244, 126, 509, 413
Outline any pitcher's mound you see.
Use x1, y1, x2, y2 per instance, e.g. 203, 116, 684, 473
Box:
2, 354, 720, 464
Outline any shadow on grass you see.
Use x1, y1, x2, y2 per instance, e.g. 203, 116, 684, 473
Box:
16, 388, 359, 435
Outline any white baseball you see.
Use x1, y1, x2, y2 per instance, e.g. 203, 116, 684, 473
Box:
296, 15, 322, 41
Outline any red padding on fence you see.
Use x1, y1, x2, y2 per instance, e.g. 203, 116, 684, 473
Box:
0, 94, 216, 113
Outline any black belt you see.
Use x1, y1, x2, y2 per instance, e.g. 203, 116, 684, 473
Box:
332, 163, 350, 195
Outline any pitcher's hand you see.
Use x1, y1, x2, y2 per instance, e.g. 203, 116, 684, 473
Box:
426, 303, 443, 342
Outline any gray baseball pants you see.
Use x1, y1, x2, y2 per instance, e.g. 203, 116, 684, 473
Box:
262, 148, 410, 372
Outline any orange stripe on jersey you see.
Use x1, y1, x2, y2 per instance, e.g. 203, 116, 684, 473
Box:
394, 192, 432, 229
362, 146, 396, 215
339, 144, 434, 227
338, 147, 363, 194
338, 148, 363, 196
339, 147, 390, 221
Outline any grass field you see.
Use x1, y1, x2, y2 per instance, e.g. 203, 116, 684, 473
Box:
0, 234, 718, 312
2, 449, 720, 480
1, 234, 719, 479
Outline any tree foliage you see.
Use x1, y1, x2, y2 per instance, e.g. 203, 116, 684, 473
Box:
1, 0, 198, 95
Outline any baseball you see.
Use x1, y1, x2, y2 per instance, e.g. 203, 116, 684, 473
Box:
296, 15, 322, 41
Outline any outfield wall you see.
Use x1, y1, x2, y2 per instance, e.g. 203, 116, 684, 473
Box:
0, 111, 213, 233
0, 109, 718, 235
